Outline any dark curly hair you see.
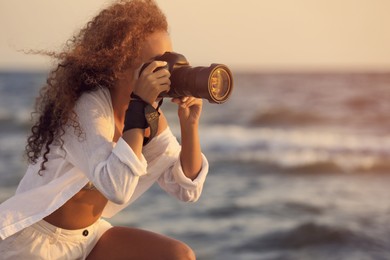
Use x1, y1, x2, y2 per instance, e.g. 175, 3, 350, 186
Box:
25, 0, 168, 174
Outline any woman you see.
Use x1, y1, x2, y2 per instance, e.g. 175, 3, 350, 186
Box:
0, 0, 208, 259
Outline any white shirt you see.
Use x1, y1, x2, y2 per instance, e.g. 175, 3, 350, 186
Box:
0, 87, 208, 240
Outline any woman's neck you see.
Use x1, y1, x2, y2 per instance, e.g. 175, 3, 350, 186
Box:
110, 82, 132, 122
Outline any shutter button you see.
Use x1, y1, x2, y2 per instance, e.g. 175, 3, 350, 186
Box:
83, 230, 89, 236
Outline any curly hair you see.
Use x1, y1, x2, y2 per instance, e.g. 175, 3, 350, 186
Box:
25, 0, 168, 174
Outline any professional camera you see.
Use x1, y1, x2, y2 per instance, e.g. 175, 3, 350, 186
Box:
140, 52, 233, 104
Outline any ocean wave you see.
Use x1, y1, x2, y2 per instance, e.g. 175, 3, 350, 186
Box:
283, 161, 343, 174
248, 104, 390, 135
234, 222, 371, 252
202, 125, 390, 152
207, 150, 390, 175
249, 107, 328, 127
201, 125, 390, 174
0, 108, 32, 131
277, 201, 324, 216
205, 204, 260, 218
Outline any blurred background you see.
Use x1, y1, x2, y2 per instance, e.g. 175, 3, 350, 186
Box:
1, 1, 390, 259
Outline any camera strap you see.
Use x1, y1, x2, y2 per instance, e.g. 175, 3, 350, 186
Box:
143, 99, 163, 145
128, 93, 163, 145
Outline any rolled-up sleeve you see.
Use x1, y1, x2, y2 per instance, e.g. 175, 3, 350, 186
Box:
160, 153, 209, 202
143, 127, 209, 202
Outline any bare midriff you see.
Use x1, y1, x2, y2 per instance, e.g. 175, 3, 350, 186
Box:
43, 189, 108, 230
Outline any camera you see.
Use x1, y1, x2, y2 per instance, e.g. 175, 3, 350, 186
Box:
140, 52, 233, 104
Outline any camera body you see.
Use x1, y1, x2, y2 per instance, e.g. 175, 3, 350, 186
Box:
140, 52, 233, 104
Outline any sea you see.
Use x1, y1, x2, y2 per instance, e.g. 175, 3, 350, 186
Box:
1, 70, 390, 260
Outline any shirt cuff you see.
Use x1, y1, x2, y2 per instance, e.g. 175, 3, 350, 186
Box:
113, 137, 148, 176
172, 153, 209, 190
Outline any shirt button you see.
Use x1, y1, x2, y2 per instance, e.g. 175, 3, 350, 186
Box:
82, 230, 89, 236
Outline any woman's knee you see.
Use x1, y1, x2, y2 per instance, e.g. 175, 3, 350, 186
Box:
169, 240, 196, 260
87, 226, 196, 260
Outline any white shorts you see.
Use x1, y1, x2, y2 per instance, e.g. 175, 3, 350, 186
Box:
0, 219, 112, 260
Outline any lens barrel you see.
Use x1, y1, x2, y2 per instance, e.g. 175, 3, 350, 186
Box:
142, 52, 233, 104
163, 64, 232, 103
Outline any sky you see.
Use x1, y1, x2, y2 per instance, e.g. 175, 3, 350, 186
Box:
1, 0, 390, 72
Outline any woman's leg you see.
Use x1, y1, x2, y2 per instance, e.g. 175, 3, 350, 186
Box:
86, 226, 196, 260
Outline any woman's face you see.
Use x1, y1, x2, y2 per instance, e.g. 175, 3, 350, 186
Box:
141, 30, 173, 63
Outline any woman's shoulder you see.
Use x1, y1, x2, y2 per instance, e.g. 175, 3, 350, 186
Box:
78, 86, 111, 105
75, 86, 113, 115
66, 86, 115, 142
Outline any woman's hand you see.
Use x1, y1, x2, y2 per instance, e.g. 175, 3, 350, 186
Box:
133, 61, 170, 104
171, 97, 203, 127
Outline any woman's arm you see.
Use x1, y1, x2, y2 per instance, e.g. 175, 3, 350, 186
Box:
62, 90, 148, 205
172, 97, 203, 180
122, 128, 145, 159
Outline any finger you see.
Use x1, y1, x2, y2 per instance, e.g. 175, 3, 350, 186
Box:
183, 97, 197, 105
170, 97, 187, 106
141, 61, 168, 76
181, 96, 192, 105
171, 98, 181, 104
177, 96, 191, 108
185, 98, 202, 108
156, 75, 171, 86
181, 97, 196, 108
171, 96, 193, 106
153, 68, 170, 79
159, 83, 171, 93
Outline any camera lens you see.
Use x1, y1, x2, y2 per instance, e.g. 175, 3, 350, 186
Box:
209, 68, 231, 103
147, 52, 233, 104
